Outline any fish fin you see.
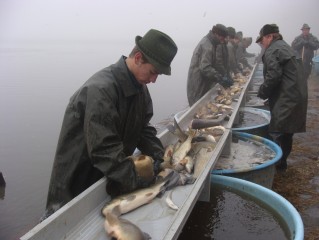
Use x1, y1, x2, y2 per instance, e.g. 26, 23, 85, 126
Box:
165, 191, 178, 210
143, 232, 152, 240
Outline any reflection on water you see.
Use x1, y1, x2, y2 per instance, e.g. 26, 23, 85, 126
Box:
178, 184, 289, 240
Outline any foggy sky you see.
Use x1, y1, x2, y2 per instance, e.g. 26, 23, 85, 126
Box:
1, 0, 318, 122
1, 0, 318, 54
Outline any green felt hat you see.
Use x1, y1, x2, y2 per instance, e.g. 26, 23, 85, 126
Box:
135, 29, 177, 75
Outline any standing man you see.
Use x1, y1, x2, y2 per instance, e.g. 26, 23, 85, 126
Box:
43, 29, 178, 218
236, 37, 254, 72
256, 24, 308, 171
187, 24, 232, 107
227, 26, 241, 76
292, 23, 319, 80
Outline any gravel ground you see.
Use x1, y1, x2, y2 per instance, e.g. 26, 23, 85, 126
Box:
272, 73, 319, 240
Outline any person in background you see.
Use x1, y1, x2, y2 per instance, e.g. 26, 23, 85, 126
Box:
243, 37, 256, 58
43, 29, 178, 218
255, 40, 265, 64
187, 23, 232, 106
236, 37, 254, 73
291, 23, 319, 80
256, 24, 308, 171
227, 26, 241, 76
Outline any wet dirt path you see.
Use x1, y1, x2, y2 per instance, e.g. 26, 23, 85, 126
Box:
272, 73, 319, 240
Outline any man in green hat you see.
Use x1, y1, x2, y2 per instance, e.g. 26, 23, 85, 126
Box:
292, 23, 319, 80
43, 29, 178, 219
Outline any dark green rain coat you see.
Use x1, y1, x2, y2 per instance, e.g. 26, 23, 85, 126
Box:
46, 56, 164, 212
187, 31, 223, 106
258, 39, 308, 133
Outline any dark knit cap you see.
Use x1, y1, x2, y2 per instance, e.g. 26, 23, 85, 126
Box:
212, 24, 228, 37
227, 27, 236, 38
256, 24, 279, 43
235, 31, 243, 41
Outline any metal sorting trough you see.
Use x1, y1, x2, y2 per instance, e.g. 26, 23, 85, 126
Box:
20, 68, 256, 240
212, 131, 282, 188
212, 175, 304, 240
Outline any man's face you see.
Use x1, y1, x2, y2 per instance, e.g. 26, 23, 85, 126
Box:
302, 28, 310, 37
217, 35, 226, 43
260, 34, 272, 49
134, 53, 160, 84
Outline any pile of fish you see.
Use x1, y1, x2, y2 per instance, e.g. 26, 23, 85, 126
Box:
101, 122, 226, 239
100, 74, 252, 240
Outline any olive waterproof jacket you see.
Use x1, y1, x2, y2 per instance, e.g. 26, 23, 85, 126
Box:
46, 56, 164, 213
187, 31, 223, 106
258, 39, 308, 133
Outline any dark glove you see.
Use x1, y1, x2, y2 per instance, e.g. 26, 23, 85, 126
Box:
153, 158, 163, 175
219, 76, 234, 88
106, 180, 135, 198
137, 175, 155, 189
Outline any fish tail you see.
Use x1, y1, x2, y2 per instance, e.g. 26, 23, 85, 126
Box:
101, 204, 121, 218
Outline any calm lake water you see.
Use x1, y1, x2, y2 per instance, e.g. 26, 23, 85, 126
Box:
0, 41, 190, 240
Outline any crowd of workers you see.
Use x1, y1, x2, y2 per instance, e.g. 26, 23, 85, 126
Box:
42, 23, 319, 220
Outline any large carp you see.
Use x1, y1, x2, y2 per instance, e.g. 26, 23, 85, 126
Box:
104, 210, 151, 240
102, 169, 195, 239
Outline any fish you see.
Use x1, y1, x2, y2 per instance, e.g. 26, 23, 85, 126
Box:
102, 169, 195, 239
167, 118, 188, 142
172, 129, 196, 166
104, 209, 151, 240
184, 155, 195, 174
160, 144, 174, 170
201, 125, 226, 137
102, 176, 168, 217
165, 190, 178, 211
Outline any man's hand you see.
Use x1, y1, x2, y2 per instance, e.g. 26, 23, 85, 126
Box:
219, 76, 234, 88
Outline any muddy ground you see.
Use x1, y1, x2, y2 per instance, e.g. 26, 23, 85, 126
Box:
272, 73, 319, 240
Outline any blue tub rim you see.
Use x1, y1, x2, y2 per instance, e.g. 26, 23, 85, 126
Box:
232, 107, 270, 131
212, 131, 282, 174
312, 55, 319, 62
211, 175, 304, 240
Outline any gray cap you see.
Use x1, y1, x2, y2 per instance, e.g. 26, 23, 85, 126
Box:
301, 23, 310, 30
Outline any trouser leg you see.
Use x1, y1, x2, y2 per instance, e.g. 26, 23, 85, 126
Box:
269, 132, 294, 170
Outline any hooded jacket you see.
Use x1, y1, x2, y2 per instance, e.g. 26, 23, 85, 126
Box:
187, 31, 223, 106
258, 39, 308, 133
46, 56, 164, 212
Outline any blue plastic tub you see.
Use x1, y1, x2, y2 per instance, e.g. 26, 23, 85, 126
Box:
312, 55, 319, 75
232, 107, 271, 138
212, 131, 282, 188
211, 175, 304, 240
